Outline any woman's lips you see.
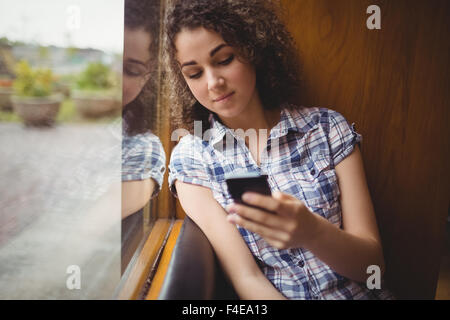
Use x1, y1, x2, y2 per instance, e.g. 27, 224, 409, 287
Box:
213, 91, 235, 102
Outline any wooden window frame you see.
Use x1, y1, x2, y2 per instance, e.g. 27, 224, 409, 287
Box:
116, 0, 184, 299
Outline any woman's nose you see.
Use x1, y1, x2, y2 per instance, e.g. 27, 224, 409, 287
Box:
207, 70, 225, 91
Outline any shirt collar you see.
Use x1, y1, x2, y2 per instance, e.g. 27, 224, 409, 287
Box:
277, 105, 319, 135
269, 107, 299, 139
207, 106, 314, 148
208, 113, 228, 147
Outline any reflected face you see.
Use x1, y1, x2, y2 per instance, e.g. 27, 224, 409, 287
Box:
175, 27, 259, 120
122, 27, 152, 106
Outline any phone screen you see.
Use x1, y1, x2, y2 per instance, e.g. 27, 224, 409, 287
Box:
225, 173, 272, 208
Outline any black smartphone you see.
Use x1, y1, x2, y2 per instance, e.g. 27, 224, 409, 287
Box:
225, 172, 272, 211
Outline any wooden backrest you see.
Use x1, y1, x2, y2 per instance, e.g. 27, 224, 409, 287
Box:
280, 0, 450, 299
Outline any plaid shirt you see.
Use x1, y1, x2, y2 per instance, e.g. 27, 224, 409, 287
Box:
168, 106, 394, 300
122, 131, 166, 196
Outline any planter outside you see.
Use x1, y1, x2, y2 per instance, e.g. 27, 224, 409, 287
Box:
11, 94, 63, 127
72, 91, 121, 119
0, 86, 14, 111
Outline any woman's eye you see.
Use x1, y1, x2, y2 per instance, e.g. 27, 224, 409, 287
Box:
124, 68, 142, 77
218, 54, 234, 65
124, 70, 140, 77
124, 64, 146, 77
188, 71, 202, 79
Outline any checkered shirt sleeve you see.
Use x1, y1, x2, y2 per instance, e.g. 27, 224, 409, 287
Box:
327, 110, 362, 166
122, 132, 166, 196
168, 135, 214, 197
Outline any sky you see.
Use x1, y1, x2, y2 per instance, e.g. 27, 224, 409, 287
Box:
0, 0, 124, 54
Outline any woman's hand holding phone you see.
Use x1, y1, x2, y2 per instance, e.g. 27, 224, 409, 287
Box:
226, 191, 323, 250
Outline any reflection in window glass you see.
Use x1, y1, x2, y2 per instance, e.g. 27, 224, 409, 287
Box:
121, 0, 165, 275
0, 0, 124, 299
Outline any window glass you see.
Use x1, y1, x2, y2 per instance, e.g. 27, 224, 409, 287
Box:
0, 0, 124, 299
121, 0, 165, 276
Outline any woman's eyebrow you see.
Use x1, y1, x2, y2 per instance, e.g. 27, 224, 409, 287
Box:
180, 43, 228, 69
209, 43, 227, 57
180, 60, 196, 69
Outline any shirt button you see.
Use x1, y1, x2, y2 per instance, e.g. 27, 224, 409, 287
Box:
298, 260, 305, 268
310, 169, 316, 176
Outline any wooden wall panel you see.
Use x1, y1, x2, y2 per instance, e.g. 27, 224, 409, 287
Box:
280, 0, 450, 299
154, 0, 177, 220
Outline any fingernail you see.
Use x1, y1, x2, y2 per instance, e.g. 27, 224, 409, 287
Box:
227, 214, 238, 223
242, 192, 253, 202
227, 204, 236, 213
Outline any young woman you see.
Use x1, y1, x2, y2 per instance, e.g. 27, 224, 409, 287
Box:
122, 0, 165, 220
166, 0, 394, 300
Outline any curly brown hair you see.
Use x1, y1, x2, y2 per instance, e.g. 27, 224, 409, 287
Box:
165, 0, 302, 133
123, 0, 161, 135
